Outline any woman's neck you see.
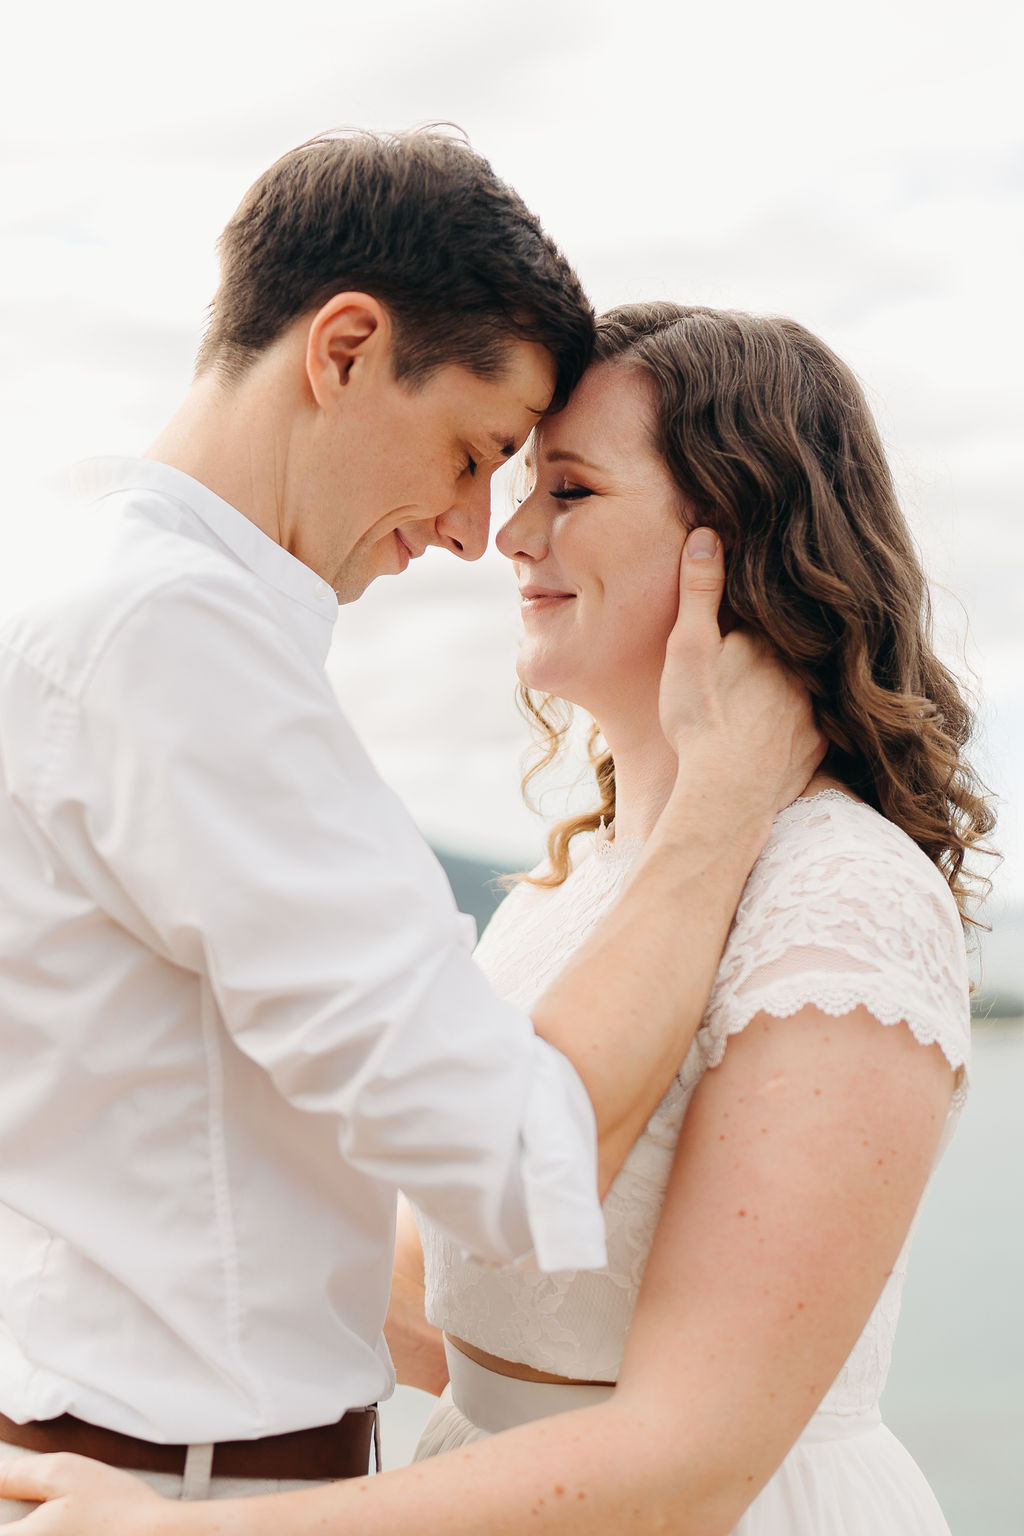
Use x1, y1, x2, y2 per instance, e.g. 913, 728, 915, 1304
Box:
598, 707, 849, 848
597, 705, 680, 846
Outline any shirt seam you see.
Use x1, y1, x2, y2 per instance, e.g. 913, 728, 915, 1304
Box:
199, 1001, 272, 1429
91, 478, 336, 624
2, 565, 258, 708
0, 643, 81, 826
19, 1231, 58, 1413
1, 565, 283, 825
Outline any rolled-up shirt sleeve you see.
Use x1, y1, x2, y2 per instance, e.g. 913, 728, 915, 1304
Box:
41, 568, 607, 1273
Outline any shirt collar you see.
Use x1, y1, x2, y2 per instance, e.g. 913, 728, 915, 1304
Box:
73, 457, 341, 633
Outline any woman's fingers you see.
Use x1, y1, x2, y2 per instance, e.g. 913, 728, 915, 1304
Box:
0, 1453, 161, 1531
0, 1451, 71, 1504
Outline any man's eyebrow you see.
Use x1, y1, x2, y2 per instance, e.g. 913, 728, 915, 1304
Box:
486, 403, 548, 460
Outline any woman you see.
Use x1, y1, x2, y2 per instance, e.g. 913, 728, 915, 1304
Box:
397, 304, 992, 1535
0, 305, 992, 1533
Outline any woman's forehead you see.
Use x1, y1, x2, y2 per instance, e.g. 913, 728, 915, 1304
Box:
532, 364, 657, 464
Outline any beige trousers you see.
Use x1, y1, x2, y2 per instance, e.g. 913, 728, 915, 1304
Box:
0, 1439, 329, 1524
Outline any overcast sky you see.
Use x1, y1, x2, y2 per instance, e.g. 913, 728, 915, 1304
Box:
2, 0, 1021, 903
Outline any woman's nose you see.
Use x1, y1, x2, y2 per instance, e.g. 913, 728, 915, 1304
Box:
496, 489, 549, 562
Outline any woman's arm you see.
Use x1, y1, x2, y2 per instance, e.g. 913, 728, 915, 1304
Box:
384, 1197, 448, 1396
0, 1002, 953, 1535
526, 532, 823, 1196
607, 1002, 955, 1530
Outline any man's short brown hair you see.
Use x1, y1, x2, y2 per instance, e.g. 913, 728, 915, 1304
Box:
196, 129, 594, 408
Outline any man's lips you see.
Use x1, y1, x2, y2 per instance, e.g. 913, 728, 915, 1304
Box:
394, 531, 420, 570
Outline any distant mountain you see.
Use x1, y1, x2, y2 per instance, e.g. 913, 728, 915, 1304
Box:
972, 900, 1024, 1019
433, 847, 518, 936
433, 849, 1024, 1022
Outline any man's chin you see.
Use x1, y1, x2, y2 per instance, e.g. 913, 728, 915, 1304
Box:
332, 551, 382, 604
333, 530, 419, 602
332, 571, 371, 605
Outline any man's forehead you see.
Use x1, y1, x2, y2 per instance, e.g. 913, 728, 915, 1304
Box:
490, 341, 557, 431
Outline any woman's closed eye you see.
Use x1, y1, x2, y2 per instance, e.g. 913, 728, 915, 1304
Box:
550, 484, 594, 502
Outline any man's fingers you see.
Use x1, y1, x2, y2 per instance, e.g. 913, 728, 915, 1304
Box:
667, 526, 725, 672
680, 527, 724, 590
672, 527, 725, 646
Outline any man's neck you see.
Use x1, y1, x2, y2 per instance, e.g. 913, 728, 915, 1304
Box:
145, 365, 290, 548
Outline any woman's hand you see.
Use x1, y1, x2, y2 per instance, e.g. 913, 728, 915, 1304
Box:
386, 1198, 450, 1396
0, 1454, 179, 1534
659, 527, 824, 818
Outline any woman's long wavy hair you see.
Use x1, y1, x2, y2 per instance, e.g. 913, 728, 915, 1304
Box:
521, 302, 994, 922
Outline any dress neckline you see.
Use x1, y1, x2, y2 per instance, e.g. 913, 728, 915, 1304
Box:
786, 786, 863, 812
592, 788, 860, 857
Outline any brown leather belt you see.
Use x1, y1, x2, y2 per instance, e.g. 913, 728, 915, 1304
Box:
0, 1406, 377, 1482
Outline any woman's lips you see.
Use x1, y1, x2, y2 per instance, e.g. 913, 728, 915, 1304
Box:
519, 585, 575, 613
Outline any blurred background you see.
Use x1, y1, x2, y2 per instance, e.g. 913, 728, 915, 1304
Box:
2, 1, 1021, 1527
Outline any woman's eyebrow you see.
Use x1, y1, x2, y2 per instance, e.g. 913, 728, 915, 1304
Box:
543, 447, 606, 472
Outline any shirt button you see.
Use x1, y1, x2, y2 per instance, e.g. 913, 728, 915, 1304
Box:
311, 578, 333, 601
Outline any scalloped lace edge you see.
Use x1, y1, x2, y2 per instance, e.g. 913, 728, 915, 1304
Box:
704, 990, 969, 1110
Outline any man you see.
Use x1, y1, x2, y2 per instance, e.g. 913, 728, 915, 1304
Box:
0, 130, 819, 1518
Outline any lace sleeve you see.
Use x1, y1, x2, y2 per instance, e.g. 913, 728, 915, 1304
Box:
701, 794, 971, 1114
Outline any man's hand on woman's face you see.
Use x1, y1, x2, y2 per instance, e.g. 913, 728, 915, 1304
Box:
659, 526, 825, 815
0, 1453, 173, 1534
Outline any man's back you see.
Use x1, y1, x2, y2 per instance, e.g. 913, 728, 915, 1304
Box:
0, 459, 598, 1442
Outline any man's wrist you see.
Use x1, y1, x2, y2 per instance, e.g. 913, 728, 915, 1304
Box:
652, 767, 776, 870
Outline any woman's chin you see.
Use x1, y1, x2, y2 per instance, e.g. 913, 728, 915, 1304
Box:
516, 663, 577, 702
515, 648, 571, 699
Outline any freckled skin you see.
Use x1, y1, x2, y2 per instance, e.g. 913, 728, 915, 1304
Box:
0, 1003, 954, 1532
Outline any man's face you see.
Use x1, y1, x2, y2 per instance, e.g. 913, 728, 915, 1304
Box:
294, 339, 557, 602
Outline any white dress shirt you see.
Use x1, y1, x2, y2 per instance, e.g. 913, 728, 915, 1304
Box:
0, 458, 605, 1444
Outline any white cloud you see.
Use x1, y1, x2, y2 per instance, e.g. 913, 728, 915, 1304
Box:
2, 0, 1021, 891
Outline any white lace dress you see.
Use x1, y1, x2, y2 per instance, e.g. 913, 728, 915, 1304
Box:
415, 791, 971, 1534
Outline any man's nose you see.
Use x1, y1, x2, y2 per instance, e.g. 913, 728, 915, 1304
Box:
434, 474, 492, 562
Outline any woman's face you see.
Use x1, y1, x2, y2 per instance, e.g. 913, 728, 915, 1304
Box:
496, 362, 688, 725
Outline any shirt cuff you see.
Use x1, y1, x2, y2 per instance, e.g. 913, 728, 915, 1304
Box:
518, 1038, 608, 1273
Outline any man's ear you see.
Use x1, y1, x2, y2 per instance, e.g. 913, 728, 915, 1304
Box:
305, 293, 392, 407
